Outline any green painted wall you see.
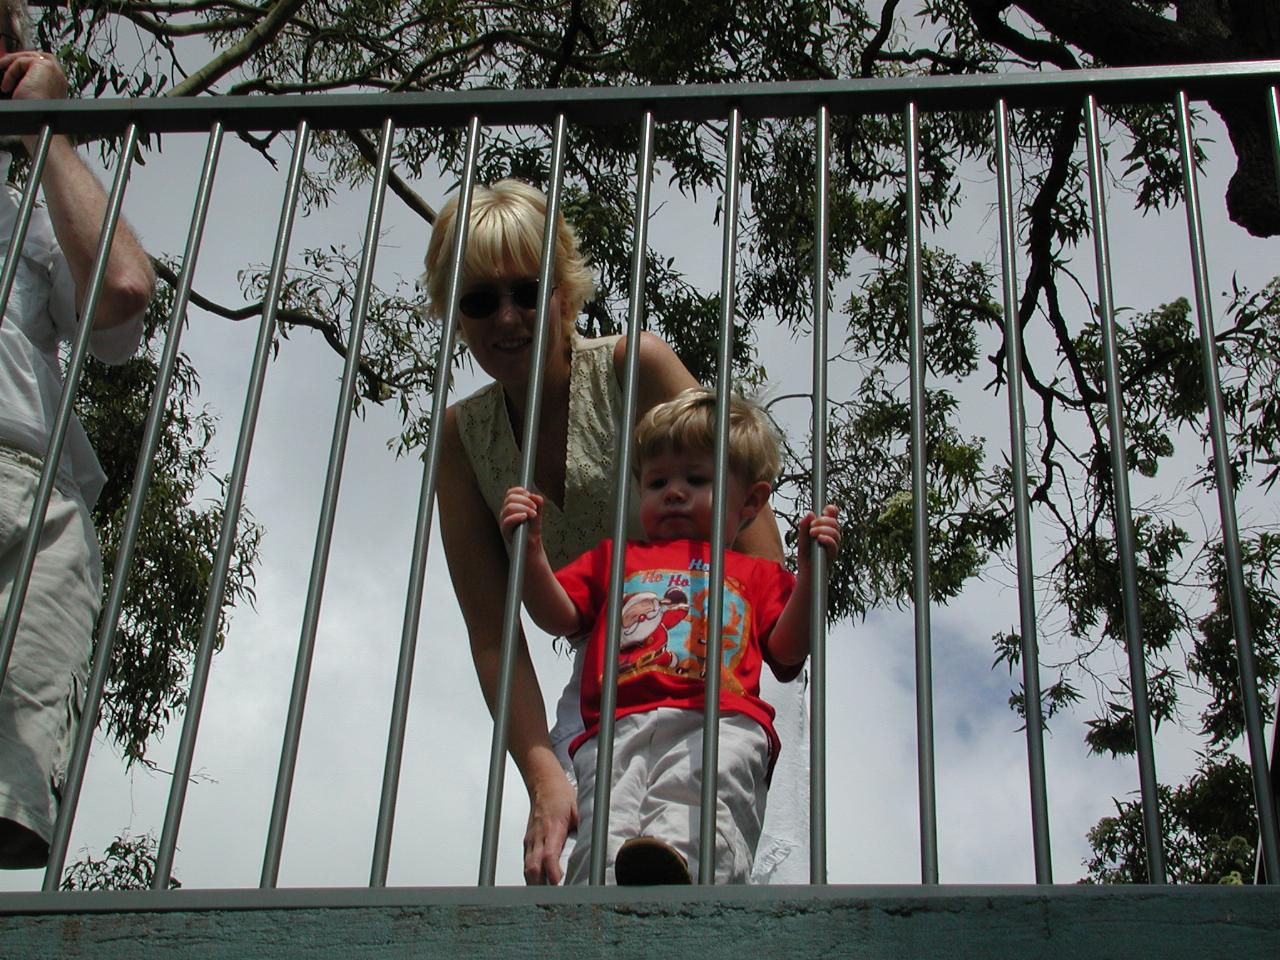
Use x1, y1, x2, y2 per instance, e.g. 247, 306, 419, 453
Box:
2, 885, 1278, 959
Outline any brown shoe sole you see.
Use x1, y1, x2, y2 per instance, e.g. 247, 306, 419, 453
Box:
615, 837, 692, 885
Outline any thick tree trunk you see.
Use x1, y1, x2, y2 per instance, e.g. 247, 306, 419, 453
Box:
965, 0, 1280, 235
1214, 91, 1280, 237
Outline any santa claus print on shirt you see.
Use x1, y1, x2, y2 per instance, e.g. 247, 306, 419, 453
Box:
612, 566, 748, 696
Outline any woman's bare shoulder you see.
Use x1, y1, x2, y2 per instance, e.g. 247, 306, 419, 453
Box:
611, 332, 698, 412
438, 404, 474, 488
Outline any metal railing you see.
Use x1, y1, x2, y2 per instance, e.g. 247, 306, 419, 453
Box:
0, 59, 1277, 901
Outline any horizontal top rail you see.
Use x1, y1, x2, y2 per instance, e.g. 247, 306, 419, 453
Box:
0, 60, 1276, 137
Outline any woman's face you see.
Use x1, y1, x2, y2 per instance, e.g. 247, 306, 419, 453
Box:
456, 266, 565, 388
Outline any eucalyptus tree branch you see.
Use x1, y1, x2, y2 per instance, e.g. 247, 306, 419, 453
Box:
227, 71, 398, 94
972, 0, 1228, 65
163, 0, 309, 98
1042, 272, 1108, 460
149, 257, 397, 400
395, 27, 612, 89
874, 48, 988, 71
987, 102, 1103, 430
343, 129, 437, 225
547, 0, 590, 87
115, 10, 256, 37
959, 0, 1082, 69
79, 1, 265, 14
964, 0, 1280, 234
392, 43, 486, 92
860, 0, 900, 77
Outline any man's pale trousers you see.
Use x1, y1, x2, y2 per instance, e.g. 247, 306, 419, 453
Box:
0, 446, 101, 866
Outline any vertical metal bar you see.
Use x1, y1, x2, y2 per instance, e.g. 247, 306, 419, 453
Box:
478, 113, 570, 886
904, 102, 939, 885
41, 122, 226, 891
261, 118, 397, 889
1175, 90, 1280, 882
0, 126, 52, 329
370, 116, 482, 888
1084, 94, 1166, 884
698, 107, 742, 885
809, 104, 831, 886
154, 120, 312, 888
995, 100, 1052, 884
1263, 86, 1280, 886
0, 125, 140, 694
1269, 88, 1280, 199
1270, 87, 1280, 201
589, 111, 656, 885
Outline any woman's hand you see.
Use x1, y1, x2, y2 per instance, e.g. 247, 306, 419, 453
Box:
522, 764, 578, 884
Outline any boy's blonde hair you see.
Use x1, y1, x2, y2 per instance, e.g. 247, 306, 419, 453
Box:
634, 387, 781, 486
423, 179, 595, 336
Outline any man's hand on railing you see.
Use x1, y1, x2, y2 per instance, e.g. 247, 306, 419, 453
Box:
1, 47, 71, 158
0, 48, 68, 107
0, 46, 153, 339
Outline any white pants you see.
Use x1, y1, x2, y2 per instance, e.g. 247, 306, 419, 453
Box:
0, 446, 101, 866
566, 708, 769, 884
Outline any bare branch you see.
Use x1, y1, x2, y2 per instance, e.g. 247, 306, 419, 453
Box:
149, 257, 396, 401
163, 0, 309, 98
960, 0, 1081, 69
860, 0, 901, 77
344, 129, 437, 225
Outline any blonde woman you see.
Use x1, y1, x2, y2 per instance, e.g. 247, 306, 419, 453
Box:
428, 180, 788, 884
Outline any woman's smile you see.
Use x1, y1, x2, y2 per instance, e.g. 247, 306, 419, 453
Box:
491, 335, 532, 352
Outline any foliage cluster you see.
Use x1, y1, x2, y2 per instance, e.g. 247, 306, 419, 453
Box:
60, 831, 180, 891
75, 275, 263, 763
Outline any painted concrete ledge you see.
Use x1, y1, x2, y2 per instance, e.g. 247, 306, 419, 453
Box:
1, 884, 1277, 959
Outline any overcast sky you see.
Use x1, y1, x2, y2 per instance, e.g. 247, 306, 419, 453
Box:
2, 84, 1277, 892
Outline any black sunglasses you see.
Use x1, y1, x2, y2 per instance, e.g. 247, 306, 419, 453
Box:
458, 279, 541, 319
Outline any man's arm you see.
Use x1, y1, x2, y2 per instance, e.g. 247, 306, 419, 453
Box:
3, 49, 154, 331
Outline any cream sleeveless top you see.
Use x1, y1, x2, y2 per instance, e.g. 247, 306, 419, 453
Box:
454, 334, 643, 569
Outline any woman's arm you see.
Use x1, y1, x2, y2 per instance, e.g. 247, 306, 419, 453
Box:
620, 332, 786, 562
437, 407, 577, 884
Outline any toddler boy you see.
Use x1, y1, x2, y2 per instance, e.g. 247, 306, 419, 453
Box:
501, 387, 839, 884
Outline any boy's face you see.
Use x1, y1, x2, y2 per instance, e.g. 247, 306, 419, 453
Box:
637, 447, 768, 543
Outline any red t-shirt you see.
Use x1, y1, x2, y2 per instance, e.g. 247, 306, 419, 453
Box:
555, 539, 800, 767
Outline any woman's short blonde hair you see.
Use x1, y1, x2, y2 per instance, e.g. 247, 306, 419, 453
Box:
422, 179, 595, 335
634, 387, 781, 486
